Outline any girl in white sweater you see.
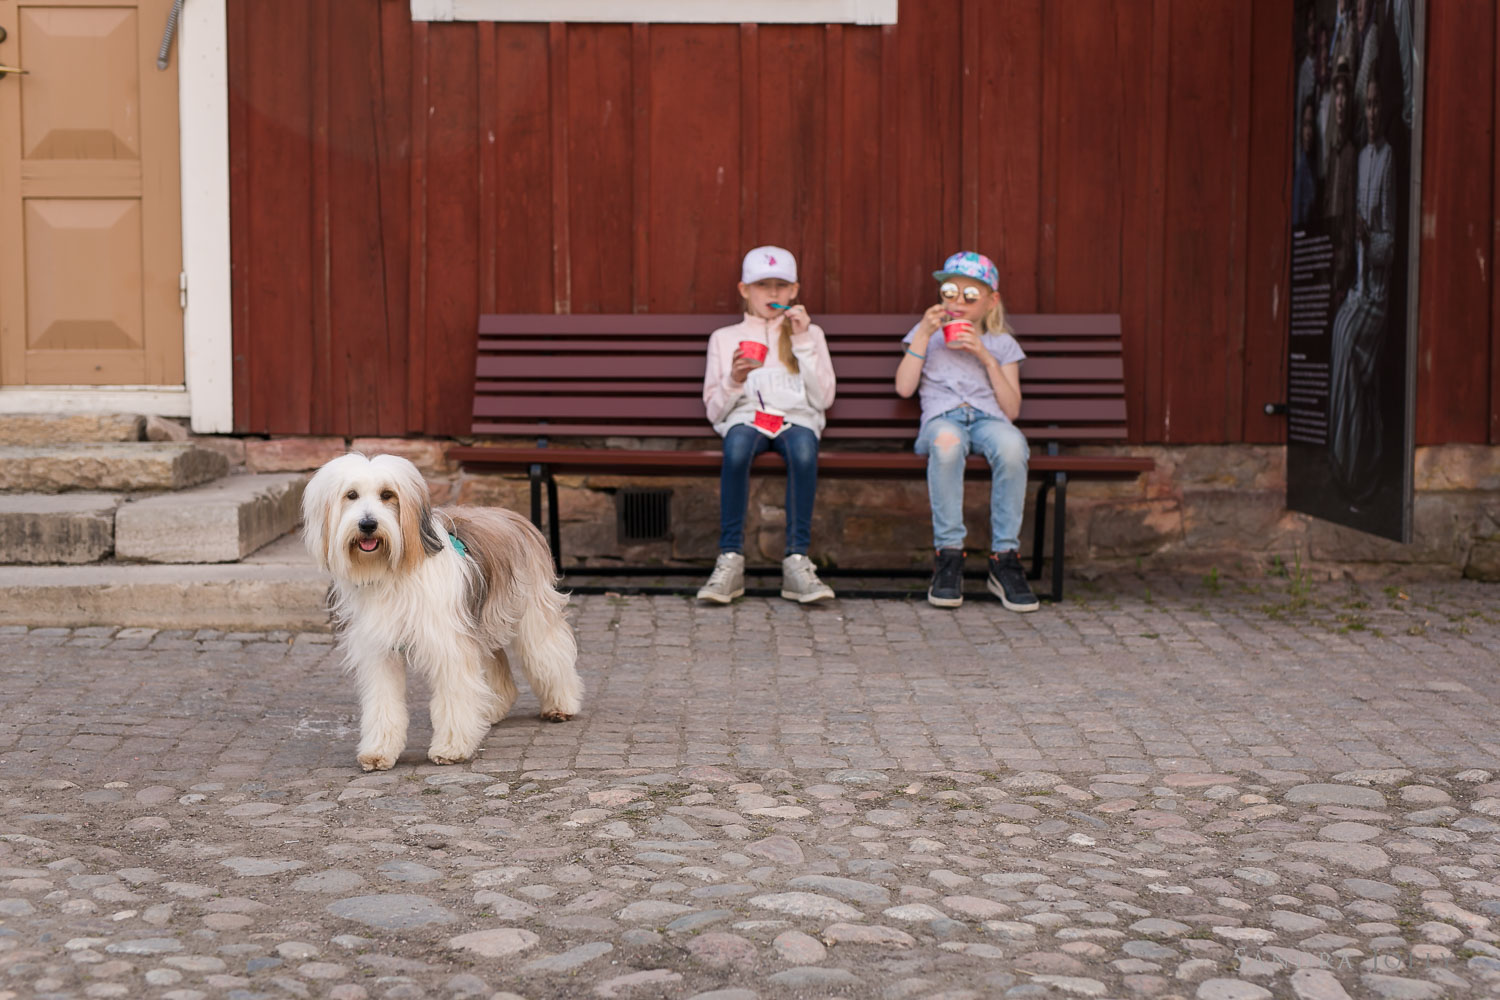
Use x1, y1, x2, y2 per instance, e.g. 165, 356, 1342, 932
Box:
697, 246, 837, 604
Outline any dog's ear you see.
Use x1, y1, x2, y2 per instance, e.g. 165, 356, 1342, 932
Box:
418, 509, 445, 557
388, 458, 444, 571
301, 460, 338, 571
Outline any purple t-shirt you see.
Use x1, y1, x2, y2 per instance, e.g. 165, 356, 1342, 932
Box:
903, 322, 1026, 428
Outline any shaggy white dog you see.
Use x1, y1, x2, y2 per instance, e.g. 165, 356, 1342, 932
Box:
302, 452, 583, 770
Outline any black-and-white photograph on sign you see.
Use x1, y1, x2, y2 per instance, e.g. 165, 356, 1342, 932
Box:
1285, 0, 1423, 543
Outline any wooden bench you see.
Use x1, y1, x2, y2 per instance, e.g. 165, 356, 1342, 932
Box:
449, 314, 1155, 601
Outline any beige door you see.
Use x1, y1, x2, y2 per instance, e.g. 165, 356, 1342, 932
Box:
0, 0, 182, 386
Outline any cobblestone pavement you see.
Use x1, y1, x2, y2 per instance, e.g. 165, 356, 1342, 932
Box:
3, 575, 1500, 1000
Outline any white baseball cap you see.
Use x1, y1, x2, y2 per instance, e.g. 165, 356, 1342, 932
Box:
741, 245, 797, 284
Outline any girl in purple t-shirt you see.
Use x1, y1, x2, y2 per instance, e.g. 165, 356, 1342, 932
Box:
894, 252, 1037, 612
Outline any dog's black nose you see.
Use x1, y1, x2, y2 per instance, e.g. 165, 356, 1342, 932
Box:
358, 517, 378, 535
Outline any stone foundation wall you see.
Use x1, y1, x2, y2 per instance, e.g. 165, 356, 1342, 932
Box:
203, 433, 1500, 581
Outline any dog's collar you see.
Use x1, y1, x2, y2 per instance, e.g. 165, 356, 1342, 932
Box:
448, 533, 468, 558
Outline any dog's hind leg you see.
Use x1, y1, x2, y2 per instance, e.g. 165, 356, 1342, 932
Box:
351, 649, 409, 772
422, 637, 499, 765
484, 648, 520, 724
512, 600, 583, 722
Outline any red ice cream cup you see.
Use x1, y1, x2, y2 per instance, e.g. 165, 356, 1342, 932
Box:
739, 340, 768, 363
942, 320, 974, 343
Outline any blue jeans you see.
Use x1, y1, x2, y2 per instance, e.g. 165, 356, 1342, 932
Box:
718, 423, 819, 555
914, 405, 1030, 552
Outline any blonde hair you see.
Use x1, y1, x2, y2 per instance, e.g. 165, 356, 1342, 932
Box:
980, 291, 1009, 335
740, 297, 801, 374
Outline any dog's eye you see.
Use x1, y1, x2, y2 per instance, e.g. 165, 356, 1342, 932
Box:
380, 490, 395, 502
345, 490, 358, 501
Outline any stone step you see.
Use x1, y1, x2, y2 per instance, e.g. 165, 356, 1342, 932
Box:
0, 412, 145, 446
0, 493, 123, 564
0, 442, 228, 492
0, 534, 329, 630
115, 472, 308, 563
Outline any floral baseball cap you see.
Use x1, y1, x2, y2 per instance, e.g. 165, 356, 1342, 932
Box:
932, 251, 999, 290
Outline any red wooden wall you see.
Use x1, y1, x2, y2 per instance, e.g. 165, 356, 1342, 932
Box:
228, 0, 1500, 446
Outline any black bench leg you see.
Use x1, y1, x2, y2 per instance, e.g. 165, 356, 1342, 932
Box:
546, 472, 562, 576
1029, 476, 1053, 581
529, 464, 563, 576
529, 464, 544, 532
1050, 471, 1068, 602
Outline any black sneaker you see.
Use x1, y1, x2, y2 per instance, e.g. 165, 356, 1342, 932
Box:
927, 548, 965, 608
987, 550, 1039, 612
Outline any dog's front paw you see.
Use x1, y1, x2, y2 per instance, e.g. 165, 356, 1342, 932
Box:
427, 744, 475, 766
538, 710, 574, 723
357, 751, 398, 771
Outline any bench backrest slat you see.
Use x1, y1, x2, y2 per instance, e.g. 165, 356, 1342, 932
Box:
473, 313, 1129, 446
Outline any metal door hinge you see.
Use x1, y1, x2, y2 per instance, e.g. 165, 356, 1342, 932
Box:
179, 271, 187, 309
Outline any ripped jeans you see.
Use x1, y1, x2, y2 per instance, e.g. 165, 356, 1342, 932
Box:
914, 405, 1030, 552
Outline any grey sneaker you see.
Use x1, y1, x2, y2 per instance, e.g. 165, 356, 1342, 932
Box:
697, 552, 745, 604
780, 553, 835, 603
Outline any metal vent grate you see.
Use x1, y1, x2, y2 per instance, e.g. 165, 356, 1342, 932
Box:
616, 488, 673, 542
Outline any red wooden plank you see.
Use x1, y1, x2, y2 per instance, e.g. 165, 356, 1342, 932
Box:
1417, 0, 1493, 444
474, 393, 1124, 423
648, 26, 740, 312
1114, 0, 1154, 443
566, 24, 634, 313
1054, 4, 1136, 315
422, 23, 481, 434
477, 24, 498, 315
755, 24, 826, 310
976, 0, 1043, 314
1141, 0, 1172, 441
451, 443, 1150, 474
1159, 0, 1237, 443
242, 0, 314, 433
959, 0, 979, 250
476, 312, 1121, 336
494, 24, 552, 316
549, 22, 572, 314
407, 20, 430, 433
227, 0, 251, 431
326, 0, 395, 436
877, 24, 898, 311
376, 1, 413, 436
892, 0, 960, 312
476, 353, 1122, 380
838, 25, 882, 313
631, 24, 651, 314
1220, 0, 1254, 441
739, 23, 759, 253
1494, 2, 1500, 444
1038, 0, 1059, 312
1240, 0, 1293, 443
474, 382, 1125, 403
467, 421, 1128, 442
823, 24, 844, 310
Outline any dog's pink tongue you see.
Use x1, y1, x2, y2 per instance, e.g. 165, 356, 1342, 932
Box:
358, 539, 379, 552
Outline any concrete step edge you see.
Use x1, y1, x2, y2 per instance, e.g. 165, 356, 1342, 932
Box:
115, 473, 308, 563
0, 442, 230, 493
0, 493, 124, 564
0, 561, 331, 631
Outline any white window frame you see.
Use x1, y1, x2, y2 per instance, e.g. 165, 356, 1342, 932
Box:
410, 0, 896, 24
